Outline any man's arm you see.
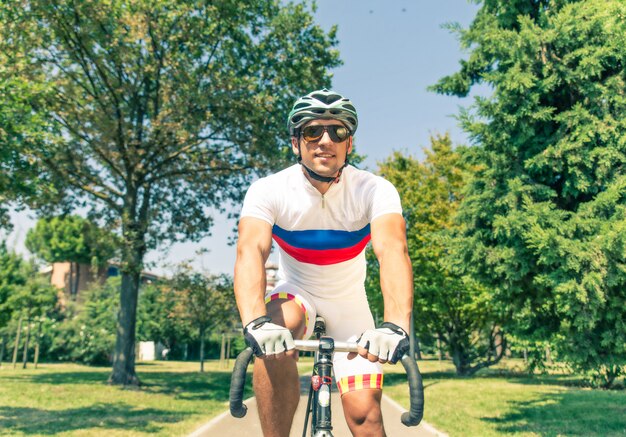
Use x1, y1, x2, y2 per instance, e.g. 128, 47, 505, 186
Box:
350, 213, 413, 364
234, 217, 273, 326
370, 213, 413, 333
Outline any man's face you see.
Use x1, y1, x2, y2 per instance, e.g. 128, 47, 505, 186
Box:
291, 119, 353, 178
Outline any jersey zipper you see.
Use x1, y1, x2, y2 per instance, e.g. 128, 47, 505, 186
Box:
322, 194, 325, 208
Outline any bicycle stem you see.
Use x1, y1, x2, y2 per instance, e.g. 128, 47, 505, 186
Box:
294, 339, 357, 353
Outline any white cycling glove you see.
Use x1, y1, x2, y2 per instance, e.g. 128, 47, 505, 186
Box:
357, 322, 410, 364
243, 316, 296, 357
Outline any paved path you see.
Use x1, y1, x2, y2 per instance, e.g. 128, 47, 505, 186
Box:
190, 376, 446, 437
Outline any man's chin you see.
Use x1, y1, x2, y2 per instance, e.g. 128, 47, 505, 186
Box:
309, 166, 338, 178
309, 161, 342, 174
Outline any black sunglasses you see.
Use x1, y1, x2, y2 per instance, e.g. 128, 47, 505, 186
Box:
301, 125, 351, 143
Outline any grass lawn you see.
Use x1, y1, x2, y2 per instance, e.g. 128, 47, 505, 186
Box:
0, 359, 263, 437
384, 359, 626, 437
1, 358, 624, 436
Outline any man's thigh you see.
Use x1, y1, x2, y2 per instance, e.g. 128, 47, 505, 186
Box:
265, 282, 318, 339
266, 297, 307, 339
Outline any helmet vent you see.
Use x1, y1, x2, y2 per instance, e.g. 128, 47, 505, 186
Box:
312, 92, 342, 105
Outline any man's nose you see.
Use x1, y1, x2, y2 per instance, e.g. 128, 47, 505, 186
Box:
317, 130, 333, 146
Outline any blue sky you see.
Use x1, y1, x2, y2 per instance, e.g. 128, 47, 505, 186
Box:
6, 1, 481, 276
313, 0, 480, 169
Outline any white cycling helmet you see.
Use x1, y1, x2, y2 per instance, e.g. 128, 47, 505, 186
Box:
287, 89, 358, 136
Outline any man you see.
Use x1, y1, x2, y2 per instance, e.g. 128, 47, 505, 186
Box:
234, 89, 413, 436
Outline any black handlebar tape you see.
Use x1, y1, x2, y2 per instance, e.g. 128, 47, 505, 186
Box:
229, 347, 254, 418
400, 354, 425, 426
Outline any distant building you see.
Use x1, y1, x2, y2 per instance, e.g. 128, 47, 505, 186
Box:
45, 261, 160, 307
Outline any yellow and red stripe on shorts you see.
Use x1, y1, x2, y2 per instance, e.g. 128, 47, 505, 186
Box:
337, 373, 383, 396
265, 292, 310, 332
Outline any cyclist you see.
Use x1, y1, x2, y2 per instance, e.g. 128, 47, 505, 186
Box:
234, 89, 413, 436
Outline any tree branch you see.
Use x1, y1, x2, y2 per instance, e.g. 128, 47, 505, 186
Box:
41, 155, 122, 212
51, 110, 127, 183
144, 164, 252, 185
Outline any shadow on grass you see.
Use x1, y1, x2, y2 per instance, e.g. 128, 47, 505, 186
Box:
0, 402, 189, 435
482, 390, 626, 437
139, 370, 237, 402
12, 368, 241, 402
15, 371, 110, 385
384, 367, 591, 390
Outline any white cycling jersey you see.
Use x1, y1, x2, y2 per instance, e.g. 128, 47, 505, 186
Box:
240, 164, 402, 298
240, 163, 403, 394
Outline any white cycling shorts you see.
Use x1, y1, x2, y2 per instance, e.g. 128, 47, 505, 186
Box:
265, 281, 383, 395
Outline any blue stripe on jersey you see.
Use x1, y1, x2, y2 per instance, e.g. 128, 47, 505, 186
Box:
272, 224, 371, 250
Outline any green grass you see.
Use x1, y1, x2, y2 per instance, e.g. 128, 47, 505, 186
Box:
0, 360, 251, 437
383, 359, 626, 437
1, 358, 624, 436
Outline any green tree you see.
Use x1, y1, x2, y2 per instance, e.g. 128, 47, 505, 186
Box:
6, 275, 58, 368
371, 136, 505, 375
0, 0, 340, 385
0, 243, 29, 366
26, 215, 118, 299
433, 0, 626, 386
50, 277, 119, 366
137, 281, 193, 357
169, 265, 236, 372
0, 52, 61, 229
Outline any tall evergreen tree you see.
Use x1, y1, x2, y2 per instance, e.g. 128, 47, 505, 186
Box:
372, 136, 505, 375
0, 0, 340, 385
433, 0, 626, 386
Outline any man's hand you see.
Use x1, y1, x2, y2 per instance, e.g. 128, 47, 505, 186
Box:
243, 316, 296, 359
350, 322, 410, 364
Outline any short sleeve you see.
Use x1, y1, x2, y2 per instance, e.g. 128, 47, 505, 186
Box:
240, 179, 276, 226
369, 177, 403, 222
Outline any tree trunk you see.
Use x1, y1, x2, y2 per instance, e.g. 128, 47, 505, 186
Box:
109, 270, 141, 386
69, 262, 76, 300
414, 336, 422, 360
436, 333, 443, 362
0, 335, 5, 367
220, 333, 226, 368
22, 315, 31, 369
452, 345, 470, 376
34, 319, 42, 369
74, 262, 81, 299
545, 344, 553, 365
199, 327, 205, 373
226, 335, 231, 367
12, 314, 23, 368
494, 326, 503, 359
108, 196, 150, 386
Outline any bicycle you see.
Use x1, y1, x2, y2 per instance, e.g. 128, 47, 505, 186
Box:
229, 317, 424, 436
